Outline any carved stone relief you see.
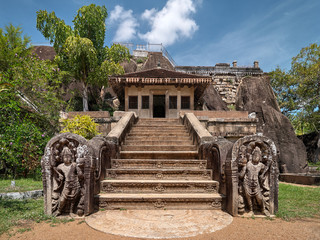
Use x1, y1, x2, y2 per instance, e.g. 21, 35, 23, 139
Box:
231, 135, 278, 216
41, 133, 101, 217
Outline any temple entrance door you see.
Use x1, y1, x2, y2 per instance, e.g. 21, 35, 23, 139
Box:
153, 95, 165, 118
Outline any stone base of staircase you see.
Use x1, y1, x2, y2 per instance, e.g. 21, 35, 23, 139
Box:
95, 118, 224, 211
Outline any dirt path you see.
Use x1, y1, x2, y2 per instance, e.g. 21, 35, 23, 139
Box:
2, 217, 319, 240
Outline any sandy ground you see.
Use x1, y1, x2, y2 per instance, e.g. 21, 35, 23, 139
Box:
1, 216, 319, 240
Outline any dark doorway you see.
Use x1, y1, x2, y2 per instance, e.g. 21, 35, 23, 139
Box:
153, 95, 165, 118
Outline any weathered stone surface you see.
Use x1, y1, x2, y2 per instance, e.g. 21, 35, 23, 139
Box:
32, 46, 56, 61
0, 190, 43, 200
235, 76, 308, 173
182, 113, 214, 146
86, 209, 233, 239
88, 137, 118, 195
298, 131, 320, 164
199, 138, 234, 196
226, 135, 279, 216
142, 52, 174, 71
201, 84, 229, 110
120, 59, 137, 73
41, 133, 116, 217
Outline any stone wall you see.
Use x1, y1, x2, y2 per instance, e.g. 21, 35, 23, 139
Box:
207, 118, 258, 141
181, 111, 258, 142
176, 62, 263, 105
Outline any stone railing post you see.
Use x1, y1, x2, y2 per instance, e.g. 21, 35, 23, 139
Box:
105, 112, 138, 146
181, 112, 214, 147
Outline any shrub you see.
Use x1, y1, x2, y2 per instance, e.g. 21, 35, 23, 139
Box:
60, 115, 99, 139
0, 115, 51, 179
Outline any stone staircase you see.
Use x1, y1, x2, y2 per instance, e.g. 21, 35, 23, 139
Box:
95, 118, 223, 210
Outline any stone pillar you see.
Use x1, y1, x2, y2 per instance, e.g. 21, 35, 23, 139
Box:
177, 86, 181, 115
138, 87, 141, 117
190, 86, 194, 110
124, 87, 128, 111
254, 61, 259, 68
165, 91, 169, 118
150, 90, 154, 118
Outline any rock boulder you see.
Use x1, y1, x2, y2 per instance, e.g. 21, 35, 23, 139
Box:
201, 84, 229, 111
235, 75, 307, 173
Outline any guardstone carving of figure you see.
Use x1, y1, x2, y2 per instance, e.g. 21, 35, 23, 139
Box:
52, 146, 84, 216
238, 145, 271, 216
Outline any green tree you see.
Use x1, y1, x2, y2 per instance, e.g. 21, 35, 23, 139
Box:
270, 43, 320, 134
0, 25, 64, 178
36, 4, 130, 111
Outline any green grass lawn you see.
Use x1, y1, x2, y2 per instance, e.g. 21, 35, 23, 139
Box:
277, 183, 320, 220
0, 179, 43, 193
0, 197, 49, 236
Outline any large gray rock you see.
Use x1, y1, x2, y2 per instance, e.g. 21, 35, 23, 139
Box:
235, 76, 308, 173
298, 132, 320, 164
201, 84, 229, 111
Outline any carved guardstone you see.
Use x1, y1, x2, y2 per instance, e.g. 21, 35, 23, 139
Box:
227, 135, 279, 216
41, 133, 96, 216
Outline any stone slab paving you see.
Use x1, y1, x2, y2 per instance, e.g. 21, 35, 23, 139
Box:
86, 209, 233, 239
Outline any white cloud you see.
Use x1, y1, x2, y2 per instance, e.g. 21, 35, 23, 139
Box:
109, 5, 138, 43
139, 0, 199, 46
141, 8, 157, 21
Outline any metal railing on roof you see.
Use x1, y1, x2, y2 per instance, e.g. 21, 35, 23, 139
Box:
114, 42, 176, 67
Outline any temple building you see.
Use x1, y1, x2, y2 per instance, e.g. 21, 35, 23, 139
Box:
109, 68, 211, 118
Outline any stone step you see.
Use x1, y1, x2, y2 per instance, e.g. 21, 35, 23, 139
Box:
125, 136, 192, 141
121, 145, 197, 151
135, 122, 181, 126
100, 180, 219, 194
134, 124, 183, 127
129, 129, 188, 134
105, 169, 212, 180
128, 132, 190, 137
139, 118, 179, 122
120, 151, 198, 159
95, 193, 223, 210
111, 159, 207, 169
133, 125, 186, 130
124, 140, 193, 146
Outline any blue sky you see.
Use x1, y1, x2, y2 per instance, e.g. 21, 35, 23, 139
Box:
1, 0, 319, 72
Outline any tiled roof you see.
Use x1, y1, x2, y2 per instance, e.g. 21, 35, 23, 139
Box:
113, 68, 211, 79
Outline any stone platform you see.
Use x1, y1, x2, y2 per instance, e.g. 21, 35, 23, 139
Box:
85, 209, 233, 239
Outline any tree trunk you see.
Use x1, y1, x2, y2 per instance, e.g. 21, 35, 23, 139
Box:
82, 84, 89, 112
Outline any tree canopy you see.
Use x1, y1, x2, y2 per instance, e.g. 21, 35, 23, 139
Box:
270, 43, 320, 134
36, 4, 130, 111
0, 25, 64, 178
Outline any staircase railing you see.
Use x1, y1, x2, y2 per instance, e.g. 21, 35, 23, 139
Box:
181, 113, 214, 147
105, 112, 138, 146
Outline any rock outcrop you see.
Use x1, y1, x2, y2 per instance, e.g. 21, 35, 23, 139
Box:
32, 46, 56, 61
201, 84, 229, 111
121, 59, 137, 73
298, 132, 320, 164
235, 75, 308, 173
142, 52, 174, 71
